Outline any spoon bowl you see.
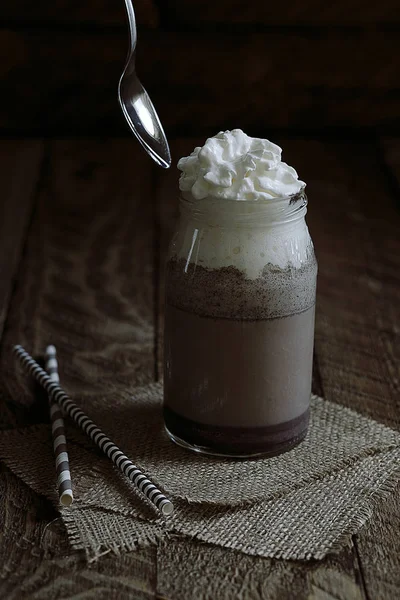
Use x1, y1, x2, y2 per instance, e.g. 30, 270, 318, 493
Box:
118, 0, 171, 169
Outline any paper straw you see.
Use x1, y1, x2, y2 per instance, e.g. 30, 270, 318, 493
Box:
14, 345, 174, 517
45, 345, 73, 507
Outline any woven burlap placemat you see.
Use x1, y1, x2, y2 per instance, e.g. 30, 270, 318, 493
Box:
1, 382, 399, 561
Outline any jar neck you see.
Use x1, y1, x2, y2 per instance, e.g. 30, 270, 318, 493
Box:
179, 189, 308, 229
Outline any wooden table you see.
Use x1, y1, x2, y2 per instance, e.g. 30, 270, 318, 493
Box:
0, 137, 399, 599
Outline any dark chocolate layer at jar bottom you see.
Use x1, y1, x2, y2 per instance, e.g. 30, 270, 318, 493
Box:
164, 406, 310, 457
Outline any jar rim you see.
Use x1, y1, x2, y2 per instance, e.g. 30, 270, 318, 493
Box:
179, 185, 307, 207
178, 187, 308, 227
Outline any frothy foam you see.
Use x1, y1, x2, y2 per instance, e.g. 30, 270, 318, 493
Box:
172, 196, 312, 277
174, 132, 312, 276
178, 129, 305, 201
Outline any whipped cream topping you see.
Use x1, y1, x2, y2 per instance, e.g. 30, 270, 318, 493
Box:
178, 129, 305, 201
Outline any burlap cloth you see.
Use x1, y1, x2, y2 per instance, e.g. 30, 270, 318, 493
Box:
1, 382, 400, 561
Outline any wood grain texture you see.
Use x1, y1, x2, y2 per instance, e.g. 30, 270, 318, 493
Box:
0, 469, 158, 599
1, 29, 400, 134
164, 0, 400, 26
351, 138, 400, 600
157, 538, 366, 600
0, 140, 44, 429
0, 0, 159, 28
354, 482, 400, 600
0, 137, 398, 599
284, 137, 400, 600
279, 139, 400, 429
0, 139, 159, 597
0, 139, 157, 408
0, 140, 43, 339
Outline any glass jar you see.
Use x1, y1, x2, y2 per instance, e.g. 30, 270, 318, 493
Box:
163, 188, 317, 457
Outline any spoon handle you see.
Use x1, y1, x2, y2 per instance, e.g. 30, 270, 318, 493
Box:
123, 0, 137, 57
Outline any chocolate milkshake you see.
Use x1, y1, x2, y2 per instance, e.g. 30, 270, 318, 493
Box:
163, 130, 317, 456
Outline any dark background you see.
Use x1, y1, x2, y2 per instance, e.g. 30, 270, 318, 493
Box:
1, 0, 400, 139
0, 6, 399, 597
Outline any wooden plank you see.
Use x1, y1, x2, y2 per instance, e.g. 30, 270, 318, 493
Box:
1, 29, 400, 134
1, 139, 157, 403
0, 469, 157, 599
0, 139, 159, 596
350, 138, 400, 600
157, 539, 366, 600
0, 0, 159, 28
282, 137, 400, 600
278, 139, 400, 428
0, 140, 44, 430
1, 135, 397, 599
0, 140, 43, 339
354, 483, 400, 600
163, 0, 400, 26
0, 468, 69, 599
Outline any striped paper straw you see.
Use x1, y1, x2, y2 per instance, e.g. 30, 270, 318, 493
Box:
14, 345, 174, 517
45, 345, 73, 507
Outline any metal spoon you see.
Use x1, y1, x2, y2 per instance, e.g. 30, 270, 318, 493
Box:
118, 0, 171, 168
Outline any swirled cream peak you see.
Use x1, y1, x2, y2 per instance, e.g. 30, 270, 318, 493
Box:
177, 129, 305, 201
